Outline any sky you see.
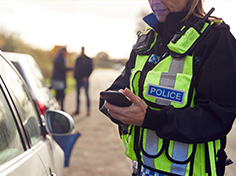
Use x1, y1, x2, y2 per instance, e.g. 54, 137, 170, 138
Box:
0, 0, 235, 59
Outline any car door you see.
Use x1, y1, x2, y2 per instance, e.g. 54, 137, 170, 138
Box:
0, 77, 47, 176
0, 53, 63, 176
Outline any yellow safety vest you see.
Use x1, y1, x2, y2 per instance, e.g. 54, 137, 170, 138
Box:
121, 21, 223, 176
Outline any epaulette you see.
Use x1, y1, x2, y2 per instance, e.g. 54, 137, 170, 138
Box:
132, 27, 157, 55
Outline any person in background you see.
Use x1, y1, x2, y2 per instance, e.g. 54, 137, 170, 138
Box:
73, 46, 93, 116
99, 0, 236, 175
51, 47, 72, 111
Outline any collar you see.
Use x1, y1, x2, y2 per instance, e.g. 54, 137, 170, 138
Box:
143, 11, 191, 46
143, 13, 162, 33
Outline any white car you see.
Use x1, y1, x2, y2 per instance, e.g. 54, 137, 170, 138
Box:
0, 50, 75, 176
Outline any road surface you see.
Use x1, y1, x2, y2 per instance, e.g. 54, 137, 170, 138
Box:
63, 69, 132, 176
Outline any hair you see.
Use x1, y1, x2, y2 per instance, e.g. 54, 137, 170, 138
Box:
184, 0, 222, 24
184, 0, 205, 21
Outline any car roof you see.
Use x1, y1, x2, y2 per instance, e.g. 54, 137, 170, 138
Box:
2, 52, 34, 63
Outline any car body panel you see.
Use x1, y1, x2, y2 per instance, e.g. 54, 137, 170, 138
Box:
0, 149, 46, 176
35, 136, 64, 176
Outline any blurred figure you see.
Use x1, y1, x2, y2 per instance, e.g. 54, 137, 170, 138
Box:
51, 47, 72, 111
73, 46, 93, 116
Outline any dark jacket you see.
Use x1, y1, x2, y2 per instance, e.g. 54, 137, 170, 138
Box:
51, 53, 71, 87
74, 54, 93, 80
99, 11, 236, 145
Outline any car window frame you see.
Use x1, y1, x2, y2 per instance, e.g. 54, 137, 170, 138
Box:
0, 54, 46, 148
0, 76, 28, 151
0, 76, 51, 175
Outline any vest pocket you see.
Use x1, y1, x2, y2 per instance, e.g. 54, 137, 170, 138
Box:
121, 125, 138, 161
140, 129, 196, 175
140, 129, 196, 163
140, 129, 165, 158
165, 140, 196, 164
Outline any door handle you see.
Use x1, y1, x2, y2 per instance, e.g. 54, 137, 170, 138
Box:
49, 168, 56, 176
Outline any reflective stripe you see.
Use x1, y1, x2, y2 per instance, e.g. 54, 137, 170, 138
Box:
155, 57, 186, 105
155, 57, 185, 106
145, 130, 158, 155
143, 157, 155, 169
143, 129, 158, 168
169, 57, 185, 73
156, 73, 176, 106
160, 73, 176, 87
170, 141, 189, 175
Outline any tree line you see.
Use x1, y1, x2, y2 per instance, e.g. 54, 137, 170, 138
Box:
0, 28, 128, 79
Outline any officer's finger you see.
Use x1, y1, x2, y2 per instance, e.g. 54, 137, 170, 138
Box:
123, 88, 138, 102
124, 88, 147, 112
105, 101, 125, 114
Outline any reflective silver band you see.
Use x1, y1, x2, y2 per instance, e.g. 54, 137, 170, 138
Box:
143, 130, 158, 168
170, 141, 189, 174
155, 57, 186, 105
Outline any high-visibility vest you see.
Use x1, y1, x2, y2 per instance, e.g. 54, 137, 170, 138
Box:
121, 21, 223, 176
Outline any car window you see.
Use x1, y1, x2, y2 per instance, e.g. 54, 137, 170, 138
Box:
20, 56, 46, 89
0, 55, 42, 146
0, 87, 24, 165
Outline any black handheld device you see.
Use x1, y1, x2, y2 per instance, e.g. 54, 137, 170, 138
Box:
100, 91, 132, 107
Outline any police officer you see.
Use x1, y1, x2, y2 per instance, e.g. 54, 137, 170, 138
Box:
99, 0, 236, 175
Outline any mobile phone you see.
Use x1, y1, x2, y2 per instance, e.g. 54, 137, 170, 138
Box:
100, 91, 132, 107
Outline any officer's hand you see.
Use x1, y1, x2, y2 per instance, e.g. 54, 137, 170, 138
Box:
105, 88, 147, 126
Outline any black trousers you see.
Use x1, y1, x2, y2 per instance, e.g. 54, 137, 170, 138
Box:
56, 89, 65, 111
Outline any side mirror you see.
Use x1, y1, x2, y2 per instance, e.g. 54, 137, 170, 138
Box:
44, 110, 74, 135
